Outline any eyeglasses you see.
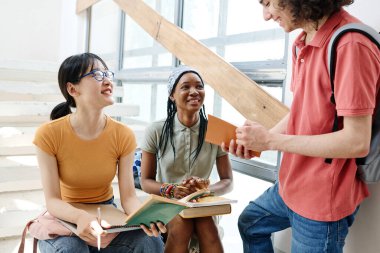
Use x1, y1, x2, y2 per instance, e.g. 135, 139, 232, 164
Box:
80, 70, 114, 82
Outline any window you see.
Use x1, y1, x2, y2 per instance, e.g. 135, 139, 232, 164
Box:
89, 0, 120, 70
89, 0, 288, 182
123, 0, 175, 68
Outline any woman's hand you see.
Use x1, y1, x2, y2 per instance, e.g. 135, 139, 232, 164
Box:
140, 222, 167, 237
76, 212, 106, 243
172, 185, 192, 199
182, 176, 210, 191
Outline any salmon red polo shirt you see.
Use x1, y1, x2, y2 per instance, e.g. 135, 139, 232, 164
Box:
279, 9, 380, 221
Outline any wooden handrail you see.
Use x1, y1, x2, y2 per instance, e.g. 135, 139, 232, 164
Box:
76, 0, 101, 14
113, 0, 289, 129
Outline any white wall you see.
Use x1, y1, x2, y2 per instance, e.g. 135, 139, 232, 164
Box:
0, 0, 86, 71
276, 1, 380, 252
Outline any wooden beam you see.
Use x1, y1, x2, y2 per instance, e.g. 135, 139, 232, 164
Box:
114, 0, 289, 129
0, 102, 139, 118
76, 0, 101, 14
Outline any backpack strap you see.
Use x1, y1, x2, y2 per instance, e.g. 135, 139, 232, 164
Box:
18, 220, 38, 253
324, 23, 380, 164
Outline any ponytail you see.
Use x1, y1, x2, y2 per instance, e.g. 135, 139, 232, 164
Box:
50, 101, 71, 120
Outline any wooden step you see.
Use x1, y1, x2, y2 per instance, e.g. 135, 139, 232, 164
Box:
0, 116, 50, 126
0, 155, 39, 191
0, 81, 125, 101
0, 101, 138, 117
0, 102, 139, 127
0, 167, 41, 193
0, 68, 56, 83
0, 145, 36, 156
0, 236, 38, 253
0, 127, 37, 156
0, 155, 38, 168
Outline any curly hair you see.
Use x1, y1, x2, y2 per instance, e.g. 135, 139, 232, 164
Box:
277, 0, 354, 27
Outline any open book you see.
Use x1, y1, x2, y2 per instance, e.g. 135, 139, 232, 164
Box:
59, 190, 236, 233
59, 204, 142, 233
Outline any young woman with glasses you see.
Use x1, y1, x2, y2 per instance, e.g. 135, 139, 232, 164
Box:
33, 53, 165, 253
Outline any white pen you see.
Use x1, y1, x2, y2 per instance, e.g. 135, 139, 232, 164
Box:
97, 207, 101, 251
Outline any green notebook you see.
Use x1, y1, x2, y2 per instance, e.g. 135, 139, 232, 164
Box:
59, 194, 188, 233
59, 189, 232, 233
123, 195, 187, 226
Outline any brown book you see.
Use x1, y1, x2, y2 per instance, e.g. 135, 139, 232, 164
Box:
178, 191, 236, 218
179, 204, 232, 219
205, 114, 261, 157
179, 194, 237, 208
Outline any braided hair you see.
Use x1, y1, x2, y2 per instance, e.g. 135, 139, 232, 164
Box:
158, 69, 208, 164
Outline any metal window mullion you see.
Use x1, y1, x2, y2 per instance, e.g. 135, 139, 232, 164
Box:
117, 10, 126, 72
151, 0, 162, 67
85, 7, 92, 52
174, 0, 184, 67
212, 0, 229, 118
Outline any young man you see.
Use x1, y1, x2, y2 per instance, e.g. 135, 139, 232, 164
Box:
223, 1, 380, 252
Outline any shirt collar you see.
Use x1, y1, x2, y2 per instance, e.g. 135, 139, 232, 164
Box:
174, 113, 200, 133
294, 9, 348, 49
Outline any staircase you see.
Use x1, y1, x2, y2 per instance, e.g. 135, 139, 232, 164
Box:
0, 66, 53, 252
0, 65, 143, 253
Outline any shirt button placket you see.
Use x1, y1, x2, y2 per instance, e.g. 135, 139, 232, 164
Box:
185, 129, 190, 171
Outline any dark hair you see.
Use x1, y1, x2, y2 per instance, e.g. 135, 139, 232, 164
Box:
278, 0, 354, 28
158, 71, 208, 164
50, 53, 108, 120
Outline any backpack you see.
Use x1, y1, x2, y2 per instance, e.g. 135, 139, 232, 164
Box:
325, 23, 380, 183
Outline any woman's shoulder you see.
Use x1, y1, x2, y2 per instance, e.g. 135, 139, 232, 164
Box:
146, 118, 166, 131
141, 119, 166, 144
36, 115, 68, 134
107, 116, 134, 132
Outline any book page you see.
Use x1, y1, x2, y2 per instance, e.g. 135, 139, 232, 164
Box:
185, 195, 237, 208
59, 204, 141, 234
178, 188, 210, 203
70, 203, 128, 227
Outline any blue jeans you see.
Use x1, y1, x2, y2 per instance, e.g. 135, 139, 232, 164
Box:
38, 230, 164, 253
238, 183, 358, 253
38, 197, 164, 253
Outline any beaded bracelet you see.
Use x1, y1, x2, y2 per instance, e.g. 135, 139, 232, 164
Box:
165, 184, 174, 197
160, 183, 170, 197
160, 183, 181, 198
169, 184, 176, 198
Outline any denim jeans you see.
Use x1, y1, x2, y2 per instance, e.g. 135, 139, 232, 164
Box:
238, 183, 358, 253
38, 230, 164, 253
38, 197, 164, 253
